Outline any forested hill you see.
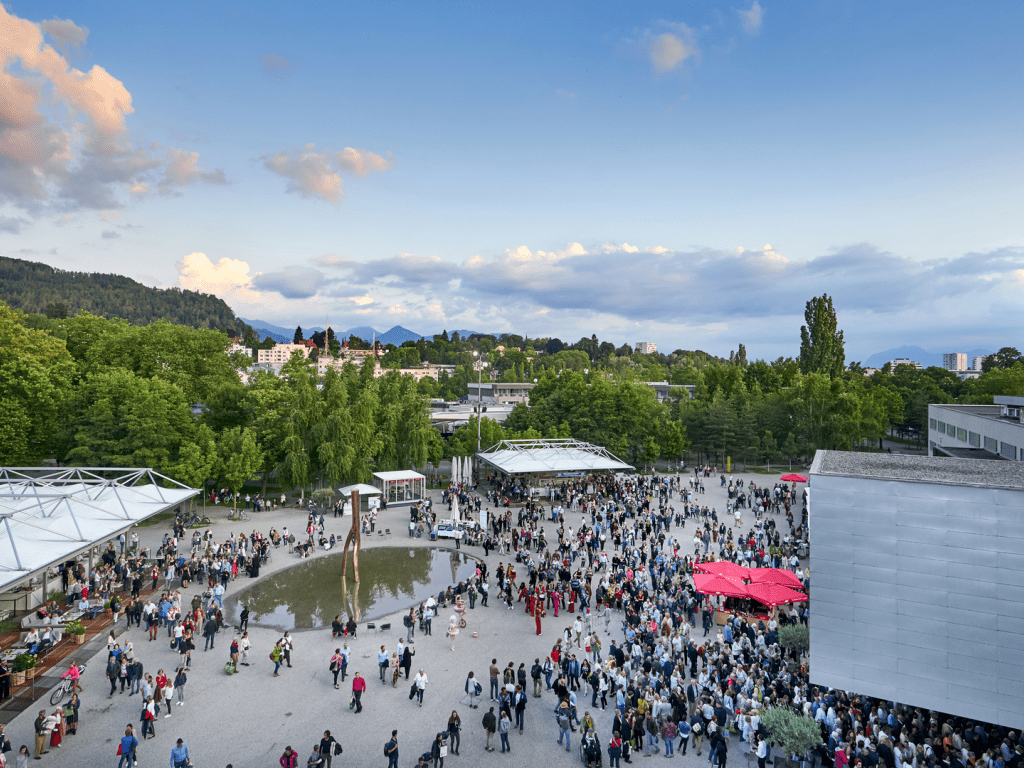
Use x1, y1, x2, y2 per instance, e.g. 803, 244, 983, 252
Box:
0, 256, 245, 332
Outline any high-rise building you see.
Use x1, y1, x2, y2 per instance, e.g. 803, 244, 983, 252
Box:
635, 342, 657, 355
942, 352, 967, 371
972, 355, 989, 371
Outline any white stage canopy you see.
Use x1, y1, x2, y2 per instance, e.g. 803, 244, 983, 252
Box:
0, 467, 199, 593
475, 438, 633, 476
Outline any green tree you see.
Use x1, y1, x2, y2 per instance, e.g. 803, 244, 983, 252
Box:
798, 294, 845, 379
218, 427, 263, 512
170, 424, 218, 511
0, 303, 76, 464
293, 326, 304, 343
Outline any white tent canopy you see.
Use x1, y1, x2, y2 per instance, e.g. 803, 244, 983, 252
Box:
476, 438, 633, 476
0, 467, 199, 594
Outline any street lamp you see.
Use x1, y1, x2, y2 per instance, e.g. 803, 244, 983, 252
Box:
472, 352, 482, 453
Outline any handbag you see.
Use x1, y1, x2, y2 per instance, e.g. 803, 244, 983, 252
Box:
117, 743, 123, 755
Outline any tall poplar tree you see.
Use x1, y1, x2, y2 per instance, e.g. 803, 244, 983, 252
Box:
798, 294, 845, 379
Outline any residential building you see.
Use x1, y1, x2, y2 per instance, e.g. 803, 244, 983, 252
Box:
942, 352, 967, 371
227, 342, 253, 357
256, 343, 311, 365
467, 381, 535, 404
928, 395, 1024, 460
972, 355, 989, 371
889, 357, 922, 370
808, 450, 1024, 728
642, 381, 694, 402
635, 341, 658, 355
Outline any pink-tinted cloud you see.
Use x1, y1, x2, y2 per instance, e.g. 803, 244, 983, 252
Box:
262, 143, 394, 203
0, 6, 223, 213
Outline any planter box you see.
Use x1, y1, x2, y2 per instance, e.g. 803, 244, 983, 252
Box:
73, 634, 85, 645
11, 672, 24, 686
25, 667, 35, 680
104, 609, 113, 619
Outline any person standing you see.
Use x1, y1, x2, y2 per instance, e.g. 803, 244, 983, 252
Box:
0, 660, 10, 701
756, 733, 767, 768
513, 685, 527, 733
202, 616, 218, 651
498, 710, 511, 753
447, 711, 461, 756
482, 707, 497, 752
377, 647, 389, 683
557, 701, 572, 752
240, 632, 251, 666
351, 672, 365, 713
281, 632, 293, 668
384, 730, 398, 768
117, 724, 138, 768
271, 642, 283, 677
170, 738, 190, 768
489, 659, 500, 701
330, 650, 343, 689
174, 668, 187, 706
33, 710, 47, 759
464, 672, 480, 708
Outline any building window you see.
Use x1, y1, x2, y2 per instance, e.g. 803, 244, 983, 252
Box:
937, 421, 946, 433
947, 423, 956, 436
929, 418, 937, 429
985, 436, 998, 452
969, 431, 981, 447
956, 427, 967, 442
1001, 442, 1018, 460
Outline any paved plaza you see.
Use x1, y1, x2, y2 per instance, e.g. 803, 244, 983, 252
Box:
10, 469, 801, 768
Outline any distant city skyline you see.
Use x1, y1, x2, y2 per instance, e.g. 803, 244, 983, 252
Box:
2, 1, 1023, 360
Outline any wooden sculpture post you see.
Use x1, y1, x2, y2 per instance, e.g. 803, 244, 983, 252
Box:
339, 489, 362, 618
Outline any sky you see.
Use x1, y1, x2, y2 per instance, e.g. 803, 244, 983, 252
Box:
2, 0, 1023, 361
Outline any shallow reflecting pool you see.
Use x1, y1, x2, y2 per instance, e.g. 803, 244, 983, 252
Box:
228, 547, 477, 631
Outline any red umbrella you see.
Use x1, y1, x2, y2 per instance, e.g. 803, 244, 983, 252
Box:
780, 473, 807, 483
747, 568, 804, 589
692, 573, 749, 598
745, 582, 808, 607
693, 560, 750, 580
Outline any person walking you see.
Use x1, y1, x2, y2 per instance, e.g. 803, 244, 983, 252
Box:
482, 707, 497, 752
140, 696, 156, 740
202, 616, 218, 651
557, 701, 572, 752
377, 646, 389, 683
513, 685, 527, 733
498, 710, 511, 753
280, 746, 298, 768
351, 672, 366, 713
319, 731, 338, 768
430, 732, 446, 768
170, 738, 190, 768
271, 642, 283, 677
117, 724, 138, 768
384, 730, 399, 768
413, 669, 428, 707
173, 668, 187, 706
330, 650, 343, 689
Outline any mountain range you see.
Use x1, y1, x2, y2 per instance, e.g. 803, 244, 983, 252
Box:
860, 345, 994, 369
239, 318, 492, 346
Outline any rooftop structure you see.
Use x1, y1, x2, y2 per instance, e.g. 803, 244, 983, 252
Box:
476, 438, 633, 477
890, 357, 922, 370
0, 467, 199, 594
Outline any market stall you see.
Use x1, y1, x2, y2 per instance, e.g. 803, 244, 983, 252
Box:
372, 470, 426, 506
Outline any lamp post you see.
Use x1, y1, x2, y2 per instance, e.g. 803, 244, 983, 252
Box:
473, 352, 482, 453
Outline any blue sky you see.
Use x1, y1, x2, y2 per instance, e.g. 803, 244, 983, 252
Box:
2, 0, 1023, 360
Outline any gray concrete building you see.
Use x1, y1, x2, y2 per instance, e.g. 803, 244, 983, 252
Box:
808, 450, 1024, 728
929, 395, 1024, 461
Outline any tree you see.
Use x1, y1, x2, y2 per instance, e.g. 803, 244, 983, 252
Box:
170, 424, 218, 512
293, 326, 304, 343
217, 427, 263, 513
982, 347, 1023, 372
798, 294, 845, 379
759, 707, 822, 760
545, 338, 565, 355
0, 303, 76, 464
45, 302, 68, 319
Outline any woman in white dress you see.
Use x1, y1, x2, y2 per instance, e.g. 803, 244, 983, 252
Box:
447, 615, 459, 651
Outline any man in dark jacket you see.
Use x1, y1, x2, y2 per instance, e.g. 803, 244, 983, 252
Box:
203, 617, 218, 651
482, 707, 497, 752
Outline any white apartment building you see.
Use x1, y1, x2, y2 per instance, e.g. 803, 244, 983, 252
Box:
942, 352, 967, 371
256, 343, 311, 365
227, 343, 253, 358
635, 341, 658, 355
972, 355, 989, 371
467, 381, 535, 404
890, 357, 922, 370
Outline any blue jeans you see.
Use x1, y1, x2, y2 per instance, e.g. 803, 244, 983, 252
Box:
490, 679, 500, 700
204, 633, 215, 650
647, 734, 659, 755
500, 733, 510, 752
118, 750, 135, 768
544, 671, 553, 689
515, 710, 524, 731
666, 738, 674, 756
559, 727, 571, 749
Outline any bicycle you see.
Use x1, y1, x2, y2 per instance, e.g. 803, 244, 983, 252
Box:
230, 509, 250, 522
50, 662, 87, 706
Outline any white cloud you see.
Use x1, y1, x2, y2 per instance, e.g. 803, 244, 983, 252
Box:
649, 30, 698, 73
260, 53, 293, 79
739, 1, 764, 34
159, 148, 227, 191
0, 6, 222, 215
262, 143, 395, 203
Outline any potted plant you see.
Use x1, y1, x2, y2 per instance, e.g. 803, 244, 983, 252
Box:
13, 653, 37, 682
66, 619, 86, 645
760, 706, 823, 768
778, 624, 809, 663
103, 600, 112, 619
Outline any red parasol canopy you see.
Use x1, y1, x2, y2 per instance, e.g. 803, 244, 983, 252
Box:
747, 568, 804, 589
780, 473, 807, 483
693, 560, 750, 580
692, 572, 749, 598
745, 582, 808, 607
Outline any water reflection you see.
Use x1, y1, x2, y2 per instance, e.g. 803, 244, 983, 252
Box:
228, 547, 477, 631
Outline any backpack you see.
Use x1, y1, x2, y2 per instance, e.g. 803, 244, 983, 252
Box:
531, 664, 542, 680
